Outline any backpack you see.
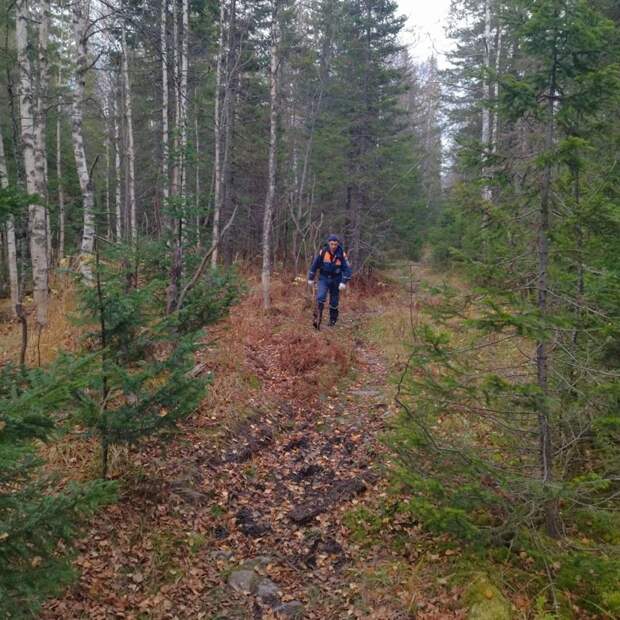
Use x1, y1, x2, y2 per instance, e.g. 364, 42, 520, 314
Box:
318, 245, 345, 275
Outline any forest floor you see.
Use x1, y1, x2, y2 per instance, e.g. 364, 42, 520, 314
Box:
32, 263, 474, 619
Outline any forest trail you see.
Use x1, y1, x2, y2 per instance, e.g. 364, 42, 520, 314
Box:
41, 267, 439, 620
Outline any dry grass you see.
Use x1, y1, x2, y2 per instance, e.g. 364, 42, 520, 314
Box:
194, 271, 360, 424
5, 266, 369, 484
42, 434, 132, 482
0, 272, 86, 367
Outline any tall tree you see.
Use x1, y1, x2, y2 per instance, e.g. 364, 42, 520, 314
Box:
121, 23, 136, 245
71, 0, 95, 281
16, 0, 49, 325
0, 126, 19, 316
261, 0, 281, 309
56, 67, 65, 260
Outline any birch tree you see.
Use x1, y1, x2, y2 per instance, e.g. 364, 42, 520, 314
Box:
121, 24, 136, 245
16, 0, 49, 325
261, 0, 280, 310
71, 0, 95, 281
179, 0, 188, 199
112, 88, 122, 242
161, 0, 169, 209
480, 0, 492, 202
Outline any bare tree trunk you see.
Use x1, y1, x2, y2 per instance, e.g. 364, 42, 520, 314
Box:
261, 2, 279, 310
37, 0, 51, 264
161, 0, 169, 211
121, 25, 137, 245
492, 26, 502, 155
6, 58, 24, 186
220, 0, 237, 262
71, 0, 95, 282
179, 0, 188, 200
16, 0, 49, 325
165, 0, 188, 313
113, 91, 122, 241
104, 97, 112, 240
210, 0, 226, 267
170, 0, 180, 197
480, 0, 492, 203
0, 128, 19, 316
537, 38, 562, 539
195, 107, 200, 245
56, 67, 65, 260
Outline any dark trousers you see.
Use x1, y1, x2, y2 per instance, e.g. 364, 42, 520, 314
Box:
316, 277, 340, 323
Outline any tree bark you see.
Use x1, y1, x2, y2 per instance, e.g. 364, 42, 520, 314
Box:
195, 107, 200, 245
220, 0, 236, 261
121, 24, 137, 245
261, 2, 279, 310
113, 91, 123, 241
492, 26, 502, 155
161, 0, 170, 210
71, 0, 96, 282
537, 30, 562, 539
170, 0, 180, 197
0, 128, 19, 316
210, 0, 226, 267
179, 0, 189, 200
480, 0, 492, 202
16, 0, 49, 325
56, 67, 65, 260
36, 0, 51, 264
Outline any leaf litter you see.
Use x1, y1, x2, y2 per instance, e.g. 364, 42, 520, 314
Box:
40, 276, 465, 619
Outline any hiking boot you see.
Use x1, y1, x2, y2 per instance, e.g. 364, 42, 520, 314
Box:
328, 307, 338, 326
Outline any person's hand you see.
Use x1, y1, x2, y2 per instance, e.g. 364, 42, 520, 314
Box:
307, 280, 314, 286
339, 282, 346, 291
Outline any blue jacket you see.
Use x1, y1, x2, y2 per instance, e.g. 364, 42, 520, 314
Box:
308, 245, 352, 283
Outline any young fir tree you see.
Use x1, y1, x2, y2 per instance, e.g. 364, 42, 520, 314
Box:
72, 241, 207, 478
0, 360, 116, 619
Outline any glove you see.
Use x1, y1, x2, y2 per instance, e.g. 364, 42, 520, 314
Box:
339, 283, 346, 291
307, 280, 314, 286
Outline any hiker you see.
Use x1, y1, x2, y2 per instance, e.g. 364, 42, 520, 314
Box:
307, 234, 352, 329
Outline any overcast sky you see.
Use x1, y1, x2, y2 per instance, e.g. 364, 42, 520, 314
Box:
397, 0, 453, 64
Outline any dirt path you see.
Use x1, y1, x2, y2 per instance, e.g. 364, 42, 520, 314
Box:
41, 278, 401, 619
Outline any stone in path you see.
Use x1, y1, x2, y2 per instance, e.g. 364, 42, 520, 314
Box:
228, 569, 258, 594
256, 578, 281, 606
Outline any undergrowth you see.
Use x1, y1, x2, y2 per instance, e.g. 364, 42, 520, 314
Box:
351, 262, 620, 619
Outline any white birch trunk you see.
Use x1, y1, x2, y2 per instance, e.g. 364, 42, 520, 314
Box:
37, 0, 51, 264
0, 129, 19, 316
492, 26, 502, 155
113, 93, 122, 241
105, 113, 111, 239
121, 25, 137, 244
161, 0, 169, 208
179, 0, 188, 200
481, 0, 492, 202
16, 0, 49, 325
261, 3, 279, 310
71, 0, 95, 282
171, 0, 180, 197
210, 0, 226, 267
